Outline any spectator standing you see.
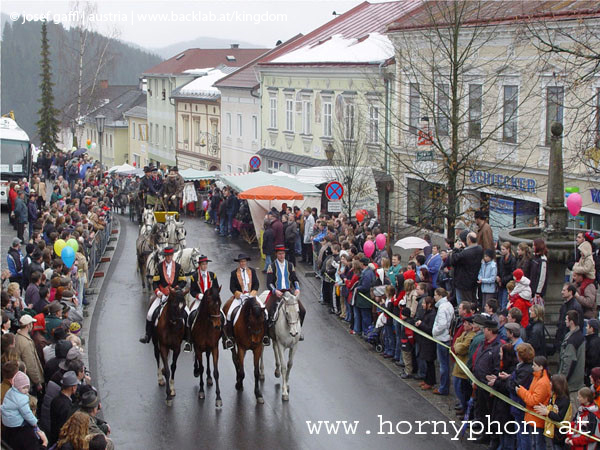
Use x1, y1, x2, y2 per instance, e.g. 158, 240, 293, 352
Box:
585, 319, 600, 382
533, 374, 572, 450
556, 284, 584, 348
558, 310, 586, 396
526, 304, 547, 357
7, 238, 24, 287
572, 269, 598, 319
14, 315, 45, 394
353, 257, 374, 336
529, 238, 549, 303
475, 210, 495, 253
516, 242, 533, 279
446, 231, 483, 304
426, 245, 442, 288
415, 296, 437, 390
302, 208, 314, 264
262, 220, 274, 273
478, 249, 497, 308
431, 288, 453, 396
565, 387, 600, 448
507, 268, 532, 328
496, 241, 516, 310
49, 371, 79, 445
451, 316, 476, 415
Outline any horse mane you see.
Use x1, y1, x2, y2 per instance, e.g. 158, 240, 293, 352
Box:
243, 296, 263, 322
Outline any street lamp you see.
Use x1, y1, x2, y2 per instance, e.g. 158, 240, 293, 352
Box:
95, 115, 106, 166
325, 143, 335, 163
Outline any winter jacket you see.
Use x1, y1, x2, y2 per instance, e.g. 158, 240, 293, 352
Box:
573, 241, 596, 280
477, 222, 495, 253
14, 196, 28, 223
529, 254, 548, 297
478, 259, 497, 293
567, 403, 600, 449
387, 264, 402, 289
472, 334, 502, 382
525, 319, 546, 357
426, 253, 442, 288
547, 394, 572, 444
451, 329, 476, 379
556, 297, 584, 349
24, 283, 41, 309
516, 255, 532, 279
284, 221, 299, 250
27, 200, 38, 223
402, 290, 419, 318
271, 218, 284, 247
508, 276, 532, 327
585, 333, 600, 378
303, 214, 315, 244
262, 227, 275, 256
446, 244, 483, 291
497, 253, 516, 289
39, 380, 61, 433
517, 370, 552, 429
0, 387, 38, 428
14, 330, 44, 385
432, 296, 454, 342
559, 327, 586, 392
7, 247, 24, 277
355, 267, 375, 309
576, 277, 598, 319
416, 309, 437, 362
498, 361, 533, 420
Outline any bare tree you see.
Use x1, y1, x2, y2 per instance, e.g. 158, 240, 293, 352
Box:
381, 1, 544, 237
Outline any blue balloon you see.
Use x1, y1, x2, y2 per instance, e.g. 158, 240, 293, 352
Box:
61, 246, 75, 268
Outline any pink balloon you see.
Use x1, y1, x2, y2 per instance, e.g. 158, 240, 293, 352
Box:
566, 193, 582, 216
202, 200, 208, 210
364, 240, 375, 258
375, 233, 386, 250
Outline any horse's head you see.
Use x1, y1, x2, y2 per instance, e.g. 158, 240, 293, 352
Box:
166, 288, 188, 324
282, 291, 301, 337
175, 222, 186, 246
244, 297, 266, 344
203, 283, 223, 330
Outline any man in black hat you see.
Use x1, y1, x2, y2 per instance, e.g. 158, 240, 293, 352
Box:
264, 244, 306, 345
139, 246, 187, 343
184, 255, 219, 352
221, 253, 260, 349
49, 371, 78, 445
164, 166, 184, 212
80, 390, 113, 446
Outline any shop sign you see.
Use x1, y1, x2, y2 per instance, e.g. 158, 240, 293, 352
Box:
591, 189, 600, 204
468, 170, 536, 193
416, 150, 433, 161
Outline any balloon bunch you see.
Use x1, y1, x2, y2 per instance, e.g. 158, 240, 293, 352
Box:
53, 238, 79, 268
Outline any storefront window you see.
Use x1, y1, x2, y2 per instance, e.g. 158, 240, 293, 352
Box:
481, 193, 539, 239
406, 178, 445, 233
569, 211, 600, 231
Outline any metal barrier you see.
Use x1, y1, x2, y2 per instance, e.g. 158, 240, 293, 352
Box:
86, 214, 113, 282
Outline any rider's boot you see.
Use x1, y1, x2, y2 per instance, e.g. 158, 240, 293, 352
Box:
183, 326, 192, 353
222, 321, 234, 350
262, 320, 271, 347
139, 320, 153, 343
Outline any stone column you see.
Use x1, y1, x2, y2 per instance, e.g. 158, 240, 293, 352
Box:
543, 122, 568, 237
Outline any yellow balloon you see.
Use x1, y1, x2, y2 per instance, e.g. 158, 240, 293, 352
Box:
54, 239, 67, 257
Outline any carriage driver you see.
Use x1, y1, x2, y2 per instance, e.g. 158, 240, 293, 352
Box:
222, 253, 260, 349
264, 245, 306, 346
183, 255, 219, 352
139, 246, 187, 343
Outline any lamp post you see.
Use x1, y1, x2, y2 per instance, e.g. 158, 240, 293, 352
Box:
95, 115, 106, 167
70, 119, 77, 148
325, 143, 335, 164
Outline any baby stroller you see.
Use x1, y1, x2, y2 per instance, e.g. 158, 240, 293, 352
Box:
363, 324, 384, 353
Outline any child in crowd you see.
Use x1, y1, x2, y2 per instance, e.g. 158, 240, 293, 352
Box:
382, 285, 396, 359
508, 268, 532, 328
565, 387, 600, 449
478, 249, 498, 308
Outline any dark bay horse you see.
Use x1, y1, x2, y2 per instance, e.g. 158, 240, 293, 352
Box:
152, 288, 187, 406
226, 296, 266, 404
191, 284, 223, 407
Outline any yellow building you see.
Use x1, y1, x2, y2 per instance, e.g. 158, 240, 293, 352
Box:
124, 104, 149, 169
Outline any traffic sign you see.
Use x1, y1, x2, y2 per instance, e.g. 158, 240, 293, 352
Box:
328, 201, 342, 213
249, 155, 261, 170
325, 181, 344, 201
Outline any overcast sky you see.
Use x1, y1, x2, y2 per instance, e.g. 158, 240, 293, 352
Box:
2, 0, 368, 49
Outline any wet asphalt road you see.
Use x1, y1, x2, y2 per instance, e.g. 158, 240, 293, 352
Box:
88, 216, 472, 450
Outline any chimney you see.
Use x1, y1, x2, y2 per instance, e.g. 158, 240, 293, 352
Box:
230, 43, 239, 49
99, 80, 109, 89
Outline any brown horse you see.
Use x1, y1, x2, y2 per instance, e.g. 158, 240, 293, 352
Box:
191, 284, 223, 407
224, 296, 266, 404
152, 288, 187, 406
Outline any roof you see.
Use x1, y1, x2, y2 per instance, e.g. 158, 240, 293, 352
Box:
83, 89, 146, 127
143, 48, 270, 75
387, 1, 600, 31
123, 104, 147, 120
259, 1, 420, 66
0, 117, 29, 142
218, 171, 322, 196
171, 68, 230, 100
61, 84, 138, 123
215, 34, 304, 89
257, 148, 329, 168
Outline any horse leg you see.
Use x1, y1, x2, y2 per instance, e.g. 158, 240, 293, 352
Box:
154, 341, 165, 386
282, 346, 297, 401
273, 338, 281, 378
205, 351, 213, 386
253, 347, 264, 404
259, 351, 265, 382
213, 347, 222, 408
197, 352, 205, 399
161, 347, 172, 405
170, 346, 181, 398
235, 348, 245, 391
275, 342, 287, 400
286, 345, 297, 387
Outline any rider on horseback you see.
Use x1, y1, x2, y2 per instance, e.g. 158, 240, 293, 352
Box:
264, 245, 306, 346
184, 255, 219, 352
222, 253, 259, 350
139, 246, 187, 343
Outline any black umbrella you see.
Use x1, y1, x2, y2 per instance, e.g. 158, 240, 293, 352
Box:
72, 148, 88, 157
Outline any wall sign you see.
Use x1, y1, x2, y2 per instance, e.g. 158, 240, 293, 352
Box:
468, 170, 537, 193
591, 189, 600, 204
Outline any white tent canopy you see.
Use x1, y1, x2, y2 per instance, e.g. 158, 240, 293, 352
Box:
108, 163, 139, 175
179, 168, 222, 181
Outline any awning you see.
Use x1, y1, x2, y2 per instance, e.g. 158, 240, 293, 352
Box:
218, 171, 321, 196
239, 185, 304, 201
180, 168, 223, 181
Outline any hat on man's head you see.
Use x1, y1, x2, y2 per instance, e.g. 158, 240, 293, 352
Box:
162, 246, 175, 255
59, 347, 84, 371
274, 245, 287, 253
512, 268, 524, 282
32, 313, 46, 332
143, 166, 150, 172
80, 390, 100, 409
584, 231, 597, 243
197, 255, 211, 263
505, 322, 521, 337
11, 237, 21, 247
171, 166, 178, 172
474, 210, 487, 220
234, 253, 251, 262
483, 318, 499, 330
48, 302, 62, 314
61, 290, 75, 301
61, 371, 79, 388
472, 313, 490, 327
19, 315, 37, 326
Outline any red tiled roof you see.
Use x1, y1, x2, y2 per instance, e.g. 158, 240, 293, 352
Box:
214, 34, 304, 89
259, 1, 421, 65
143, 48, 270, 75
387, 1, 600, 31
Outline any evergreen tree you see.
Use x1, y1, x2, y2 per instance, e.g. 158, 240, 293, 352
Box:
36, 20, 60, 151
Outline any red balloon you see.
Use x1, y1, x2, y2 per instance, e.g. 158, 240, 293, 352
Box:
132, 161, 136, 167
356, 211, 364, 223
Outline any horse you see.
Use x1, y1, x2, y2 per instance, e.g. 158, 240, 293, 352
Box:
191, 284, 223, 407
136, 223, 167, 289
271, 292, 302, 401
225, 296, 266, 404
114, 189, 129, 215
140, 207, 156, 235
165, 215, 186, 251
152, 288, 187, 406
144, 247, 200, 292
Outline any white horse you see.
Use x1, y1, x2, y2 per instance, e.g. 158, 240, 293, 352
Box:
165, 215, 186, 251
140, 208, 155, 235
146, 247, 201, 285
271, 291, 301, 401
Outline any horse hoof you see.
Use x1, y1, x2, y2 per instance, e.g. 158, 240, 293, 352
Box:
215, 399, 223, 408
171, 389, 176, 396
235, 383, 243, 391
257, 396, 264, 404
282, 394, 289, 401
259, 373, 265, 381
166, 399, 173, 407
274, 370, 280, 378
193, 368, 200, 378
158, 379, 165, 386
198, 391, 205, 399
207, 378, 213, 386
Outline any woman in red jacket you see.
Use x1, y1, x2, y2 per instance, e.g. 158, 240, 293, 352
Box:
8, 182, 17, 229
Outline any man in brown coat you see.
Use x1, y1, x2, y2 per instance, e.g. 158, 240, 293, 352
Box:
475, 210, 495, 253
14, 315, 45, 393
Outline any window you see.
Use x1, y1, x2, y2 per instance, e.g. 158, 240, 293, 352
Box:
409, 83, 420, 135
133, 154, 140, 167
162, 79, 166, 100
149, 122, 152, 142
132, 121, 136, 140
237, 114, 243, 137
323, 102, 332, 137
182, 116, 189, 143
226, 113, 232, 136
436, 83, 449, 136
468, 84, 482, 139
406, 178, 445, 233
169, 127, 173, 149
162, 125, 166, 148
267, 159, 281, 173
252, 115, 258, 140
139, 124, 148, 141
194, 118, 201, 145
302, 100, 311, 135
226, 164, 232, 173
344, 103, 355, 140
155, 124, 159, 145
269, 97, 277, 129
285, 99, 294, 132
545, 86, 564, 145
109, 134, 112, 148
369, 105, 379, 143
503, 85, 518, 143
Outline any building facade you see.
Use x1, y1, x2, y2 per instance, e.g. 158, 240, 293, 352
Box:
123, 104, 149, 169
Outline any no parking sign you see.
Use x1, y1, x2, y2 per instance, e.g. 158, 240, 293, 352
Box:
325, 181, 344, 201
249, 156, 261, 170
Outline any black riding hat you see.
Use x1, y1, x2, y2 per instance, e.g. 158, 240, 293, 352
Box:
198, 255, 211, 263
234, 253, 251, 262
